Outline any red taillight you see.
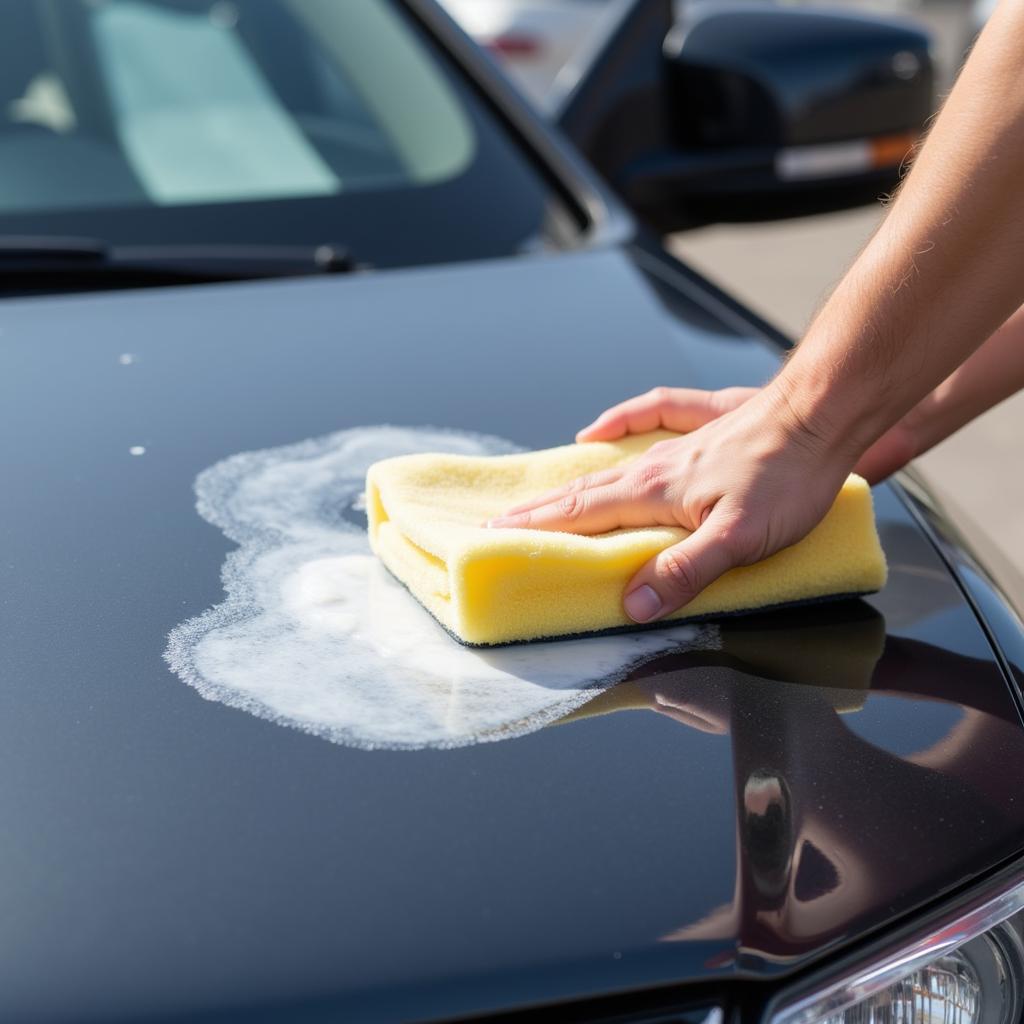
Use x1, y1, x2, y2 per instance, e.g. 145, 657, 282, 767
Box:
484, 32, 542, 58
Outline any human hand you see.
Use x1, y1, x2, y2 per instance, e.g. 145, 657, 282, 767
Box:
574, 386, 758, 443
576, 386, 918, 485
487, 387, 858, 623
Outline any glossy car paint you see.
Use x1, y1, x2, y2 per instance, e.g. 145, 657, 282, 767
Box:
4, 242, 1024, 1022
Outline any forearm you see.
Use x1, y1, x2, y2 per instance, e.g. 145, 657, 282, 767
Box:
906, 302, 1024, 456
768, 0, 1024, 460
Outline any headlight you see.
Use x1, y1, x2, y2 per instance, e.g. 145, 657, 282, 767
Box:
815, 927, 1024, 1024
770, 871, 1024, 1024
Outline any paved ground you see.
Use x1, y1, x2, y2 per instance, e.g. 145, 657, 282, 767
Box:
669, 1, 1024, 608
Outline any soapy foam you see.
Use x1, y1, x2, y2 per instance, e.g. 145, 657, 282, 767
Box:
165, 426, 719, 750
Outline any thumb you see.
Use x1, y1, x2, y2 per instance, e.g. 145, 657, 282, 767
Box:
576, 387, 757, 443
623, 506, 750, 622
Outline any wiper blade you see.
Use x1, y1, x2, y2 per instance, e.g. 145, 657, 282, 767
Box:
0, 235, 110, 262
116, 241, 362, 274
0, 236, 365, 290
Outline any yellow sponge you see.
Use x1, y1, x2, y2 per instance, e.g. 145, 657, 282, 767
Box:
366, 431, 887, 646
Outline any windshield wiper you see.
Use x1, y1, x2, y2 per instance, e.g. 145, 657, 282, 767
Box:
0, 236, 364, 293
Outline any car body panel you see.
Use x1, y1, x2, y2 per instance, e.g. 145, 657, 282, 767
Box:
4, 247, 1024, 1021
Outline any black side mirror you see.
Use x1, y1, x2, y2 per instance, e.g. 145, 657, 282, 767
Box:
557, 0, 934, 232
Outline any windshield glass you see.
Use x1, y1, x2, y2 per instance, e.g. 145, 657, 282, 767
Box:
0, 0, 581, 271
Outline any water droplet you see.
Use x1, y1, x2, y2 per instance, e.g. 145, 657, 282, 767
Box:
129, 446, 146, 456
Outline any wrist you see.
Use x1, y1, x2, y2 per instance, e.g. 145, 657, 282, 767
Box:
901, 378, 978, 458
759, 368, 863, 468
899, 392, 937, 458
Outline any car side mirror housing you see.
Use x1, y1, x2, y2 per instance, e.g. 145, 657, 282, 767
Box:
558, 0, 934, 232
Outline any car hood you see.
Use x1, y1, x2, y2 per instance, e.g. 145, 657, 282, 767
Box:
4, 247, 1024, 1023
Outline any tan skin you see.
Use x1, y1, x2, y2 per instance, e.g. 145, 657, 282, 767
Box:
575, 297, 1024, 487
488, 0, 1024, 624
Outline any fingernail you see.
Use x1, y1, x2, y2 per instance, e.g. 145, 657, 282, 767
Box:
486, 515, 518, 529
624, 584, 662, 623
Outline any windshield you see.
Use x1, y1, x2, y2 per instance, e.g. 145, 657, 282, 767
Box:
0, 0, 581, 274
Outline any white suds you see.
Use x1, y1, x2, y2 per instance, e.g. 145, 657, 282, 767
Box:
165, 426, 719, 750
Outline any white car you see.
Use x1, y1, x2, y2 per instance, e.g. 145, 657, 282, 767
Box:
437, 0, 618, 108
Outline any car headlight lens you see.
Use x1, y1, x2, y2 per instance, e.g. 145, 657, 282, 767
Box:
818, 926, 1023, 1024
770, 874, 1024, 1024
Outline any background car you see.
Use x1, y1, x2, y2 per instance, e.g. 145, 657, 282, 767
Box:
437, 0, 616, 107
437, 0, 930, 111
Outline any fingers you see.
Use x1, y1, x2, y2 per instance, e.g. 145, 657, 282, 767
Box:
576, 387, 756, 442
501, 468, 623, 517
650, 700, 729, 735
576, 388, 712, 442
623, 505, 751, 622
487, 480, 664, 535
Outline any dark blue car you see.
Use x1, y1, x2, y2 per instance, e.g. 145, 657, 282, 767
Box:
4, 1, 1024, 1022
